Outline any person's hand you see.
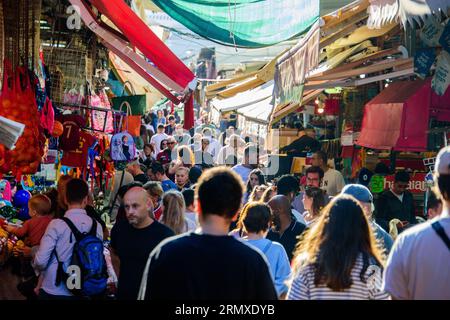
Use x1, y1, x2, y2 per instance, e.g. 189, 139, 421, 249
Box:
15, 245, 32, 258
4, 224, 14, 233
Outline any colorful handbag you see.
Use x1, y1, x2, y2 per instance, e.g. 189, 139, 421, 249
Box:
119, 101, 141, 137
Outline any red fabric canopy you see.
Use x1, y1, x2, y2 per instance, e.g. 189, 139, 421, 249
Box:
89, 0, 194, 89
357, 79, 431, 152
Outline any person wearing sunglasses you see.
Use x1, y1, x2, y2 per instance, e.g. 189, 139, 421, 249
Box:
156, 136, 177, 167
374, 170, 417, 233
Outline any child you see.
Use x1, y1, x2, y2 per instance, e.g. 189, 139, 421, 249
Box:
5, 194, 53, 299
5, 194, 53, 247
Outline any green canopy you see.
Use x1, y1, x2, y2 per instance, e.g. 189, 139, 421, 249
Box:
150, 0, 320, 48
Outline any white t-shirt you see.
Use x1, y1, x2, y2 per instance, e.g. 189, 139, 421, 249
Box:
322, 168, 345, 196
382, 212, 450, 299
231, 164, 253, 184
185, 210, 198, 226
184, 217, 198, 233
206, 138, 221, 161
150, 133, 169, 155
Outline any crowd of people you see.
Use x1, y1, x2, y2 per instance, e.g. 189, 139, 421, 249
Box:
2, 111, 450, 300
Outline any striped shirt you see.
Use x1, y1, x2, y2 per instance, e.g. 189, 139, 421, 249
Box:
287, 254, 390, 300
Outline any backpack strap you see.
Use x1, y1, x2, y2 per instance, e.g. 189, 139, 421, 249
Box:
89, 217, 98, 237
431, 221, 450, 251
60, 217, 83, 242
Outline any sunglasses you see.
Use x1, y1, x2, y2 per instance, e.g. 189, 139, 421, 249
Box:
167, 142, 175, 145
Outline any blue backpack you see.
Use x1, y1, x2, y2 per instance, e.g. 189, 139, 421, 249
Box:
55, 217, 108, 297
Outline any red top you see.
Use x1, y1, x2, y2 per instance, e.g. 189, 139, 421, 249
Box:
13, 215, 53, 247
61, 132, 96, 168
154, 204, 163, 221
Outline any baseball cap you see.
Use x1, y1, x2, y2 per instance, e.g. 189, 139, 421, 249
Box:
435, 146, 450, 175
358, 168, 373, 187
341, 184, 373, 203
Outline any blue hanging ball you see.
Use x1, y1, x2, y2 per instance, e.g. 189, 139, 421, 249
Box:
18, 207, 30, 221
13, 190, 31, 208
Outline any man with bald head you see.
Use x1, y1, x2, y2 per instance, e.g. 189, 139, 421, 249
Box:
267, 195, 306, 262
110, 186, 174, 299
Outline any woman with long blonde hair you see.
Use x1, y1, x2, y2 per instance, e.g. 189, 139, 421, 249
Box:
160, 190, 196, 235
287, 195, 389, 300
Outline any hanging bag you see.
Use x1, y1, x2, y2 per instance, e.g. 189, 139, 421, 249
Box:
110, 102, 136, 162
90, 87, 114, 133
111, 81, 147, 116
120, 100, 141, 137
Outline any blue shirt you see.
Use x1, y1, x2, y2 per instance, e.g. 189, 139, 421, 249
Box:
244, 238, 292, 297
161, 179, 177, 192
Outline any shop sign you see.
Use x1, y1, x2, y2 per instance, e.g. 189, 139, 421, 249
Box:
370, 173, 427, 194
420, 17, 444, 47
439, 19, 450, 54
432, 50, 450, 96
414, 48, 436, 79
384, 173, 427, 194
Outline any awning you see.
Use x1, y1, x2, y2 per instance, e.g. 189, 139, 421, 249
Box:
109, 51, 165, 106
88, 0, 195, 90
205, 52, 283, 99
211, 81, 274, 113
357, 79, 443, 151
236, 96, 274, 124
150, 0, 320, 48
367, 0, 450, 28
69, 0, 184, 104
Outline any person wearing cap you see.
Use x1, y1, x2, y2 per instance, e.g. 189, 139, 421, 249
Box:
374, 170, 416, 233
382, 146, 450, 300
341, 184, 393, 255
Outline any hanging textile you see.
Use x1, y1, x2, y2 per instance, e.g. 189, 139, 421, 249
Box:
273, 21, 320, 105
367, 0, 450, 28
151, 0, 320, 48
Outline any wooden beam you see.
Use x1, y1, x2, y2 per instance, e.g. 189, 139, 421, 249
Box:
306, 58, 412, 82
308, 47, 401, 79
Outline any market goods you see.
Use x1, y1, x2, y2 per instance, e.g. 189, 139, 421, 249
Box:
0, 62, 43, 176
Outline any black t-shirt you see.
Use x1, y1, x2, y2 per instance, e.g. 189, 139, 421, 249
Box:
134, 173, 149, 184
143, 232, 277, 300
267, 220, 306, 262
110, 219, 175, 300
